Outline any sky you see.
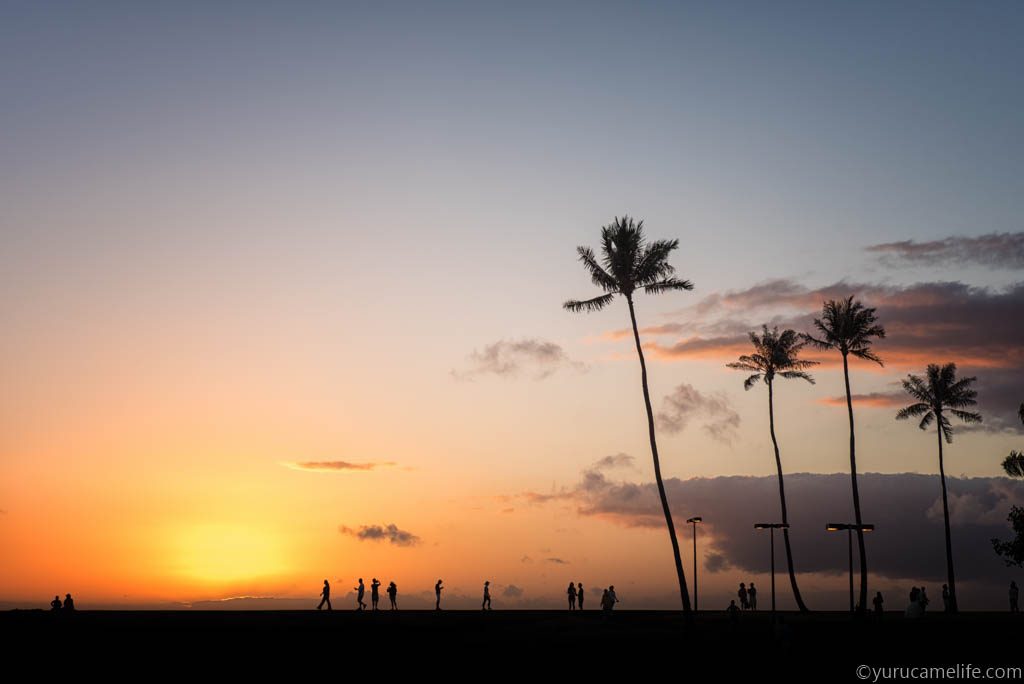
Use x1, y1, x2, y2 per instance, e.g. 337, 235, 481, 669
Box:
2, 1, 1023, 610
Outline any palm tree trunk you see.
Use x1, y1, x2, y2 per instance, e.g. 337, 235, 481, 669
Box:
768, 380, 809, 612
937, 422, 958, 612
626, 295, 692, 616
842, 353, 869, 614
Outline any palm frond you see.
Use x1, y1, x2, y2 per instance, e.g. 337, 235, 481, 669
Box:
563, 293, 614, 313
1003, 450, 1024, 478
576, 246, 620, 293
918, 411, 935, 431
949, 409, 982, 424
742, 373, 762, 390
644, 278, 694, 295
896, 403, 930, 420
779, 370, 814, 384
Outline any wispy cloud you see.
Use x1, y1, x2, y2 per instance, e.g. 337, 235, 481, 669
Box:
591, 453, 637, 471
866, 232, 1024, 269
817, 392, 906, 408
286, 461, 396, 472
545, 557, 569, 565
656, 383, 740, 444
502, 584, 524, 598
452, 338, 586, 380
338, 523, 421, 547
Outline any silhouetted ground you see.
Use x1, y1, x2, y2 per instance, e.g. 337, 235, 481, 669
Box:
4, 610, 1020, 679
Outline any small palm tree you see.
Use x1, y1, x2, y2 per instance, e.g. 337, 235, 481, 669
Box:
803, 296, 885, 614
896, 363, 981, 613
728, 326, 817, 612
564, 216, 694, 614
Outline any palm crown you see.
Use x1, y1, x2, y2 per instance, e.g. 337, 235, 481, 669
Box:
802, 296, 886, 364
727, 326, 818, 389
896, 363, 982, 442
563, 216, 693, 313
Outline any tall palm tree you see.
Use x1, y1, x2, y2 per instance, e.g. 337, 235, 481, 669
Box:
727, 326, 817, 612
896, 363, 981, 613
564, 216, 694, 614
803, 296, 885, 614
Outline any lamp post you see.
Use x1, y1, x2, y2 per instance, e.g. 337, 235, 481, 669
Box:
754, 523, 789, 619
826, 523, 875, 613
687, 517, 702, 612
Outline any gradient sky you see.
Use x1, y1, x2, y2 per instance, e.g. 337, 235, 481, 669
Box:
2, 1, 1023, 610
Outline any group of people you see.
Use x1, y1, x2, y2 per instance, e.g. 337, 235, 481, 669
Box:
49, 594, 75, 612
318, 578, 400, 611
737, 582, 758, 610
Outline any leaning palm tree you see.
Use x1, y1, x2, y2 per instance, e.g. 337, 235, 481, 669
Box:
803, 296, 885, 614
564, 216, 694, 614
896, 363, 981, 613
727, 326, 817, 612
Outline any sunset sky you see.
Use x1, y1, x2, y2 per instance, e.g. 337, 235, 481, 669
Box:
2, 1, 1023, 610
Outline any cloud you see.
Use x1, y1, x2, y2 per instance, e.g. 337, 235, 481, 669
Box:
656, 383, 740, 443
502, 584, 524, 598
591, 453, 636, 471
286, 461, 395, 472
338, 523, 421, 547
452, 338, 585, 380
866, 232, 1024, 269
520, 555, 533, 563
817, 392, 906, 408
545, 557, 569, 565
523, 467, 1024, 586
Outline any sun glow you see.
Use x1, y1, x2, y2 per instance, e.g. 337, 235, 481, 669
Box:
171, 523, 290, 585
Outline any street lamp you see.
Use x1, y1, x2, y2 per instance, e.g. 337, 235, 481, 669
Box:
754, 522, 789, 618
687, 517, 703, 612
826, 523, 875, 613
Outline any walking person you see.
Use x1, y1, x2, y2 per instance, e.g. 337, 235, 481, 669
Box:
608, 585, 618, 610
388, 581, 398, 610
738, 583, 749, 610
942, 584, 951, 612
600, 588, 612, 619
1010, 581, 1019, 613
577, 583, 585, 610
317, 579, 332, 611
435, 579, 444, 610
872, 591, 884, 617
748, 582, 758, 611
567, 582, 577, 611
371, 578, 381, 611
482, 581, 491, 611
919, 587, 929, 613
355, 579, 367, 611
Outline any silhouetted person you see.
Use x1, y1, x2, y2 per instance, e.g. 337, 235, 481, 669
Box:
748, 582, 758, 610
919, 587, 929, 613
872, 591, 884, 616
600, 588, 612, 618
63, 594, 75, 611
738, 583, 749, 610
1010, 581, 1019, 613
355, 579, 367, 611
50, 595, 62, 611
317, 579, 332, 611
482, 581, 491, 610
388, 581, 398, 610
942, 584, 951, 612
727, 599, 740, 623
567, 582, 577, 611
371, 578, 381, 611
905, 587, 922, 619
577, 583, 584, 610
435, 579, 443, 610
608, 586, 618, 610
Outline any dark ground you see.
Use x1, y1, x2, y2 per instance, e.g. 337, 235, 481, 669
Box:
4, 609, 1021, 679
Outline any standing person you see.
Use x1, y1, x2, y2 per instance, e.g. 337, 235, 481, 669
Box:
317, 579, 332, 611
577, 583, 585, 610
738, 583, 749, 610
600, 588, 612, 618
355, 579, 367, 611
608, 585, 618, 611
942, 584, 951, 612
387, 581, 398, 610
371, 578, 381, 611
1010, 581, 1019, 613
435, 579, 444, 610
727, 599, 740, 623
919, 587, 929, 613
748, 583, 758, 611
63, 594, 75, 611
482, 581, 491, 611
50, 595, 62, 611
872, 591, 884, 616
567, 582, 577, 611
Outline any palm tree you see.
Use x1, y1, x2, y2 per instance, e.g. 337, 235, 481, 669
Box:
896, 363, 981, 613
564, 216, 694, 614
803, 296, 885, 614
727, 326, 817, 612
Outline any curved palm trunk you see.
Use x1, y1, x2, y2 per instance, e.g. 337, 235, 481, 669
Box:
842, 353, 869, 613
626, 296, 692, 616
767, 380, 809, 612
937, 422, 958, 612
